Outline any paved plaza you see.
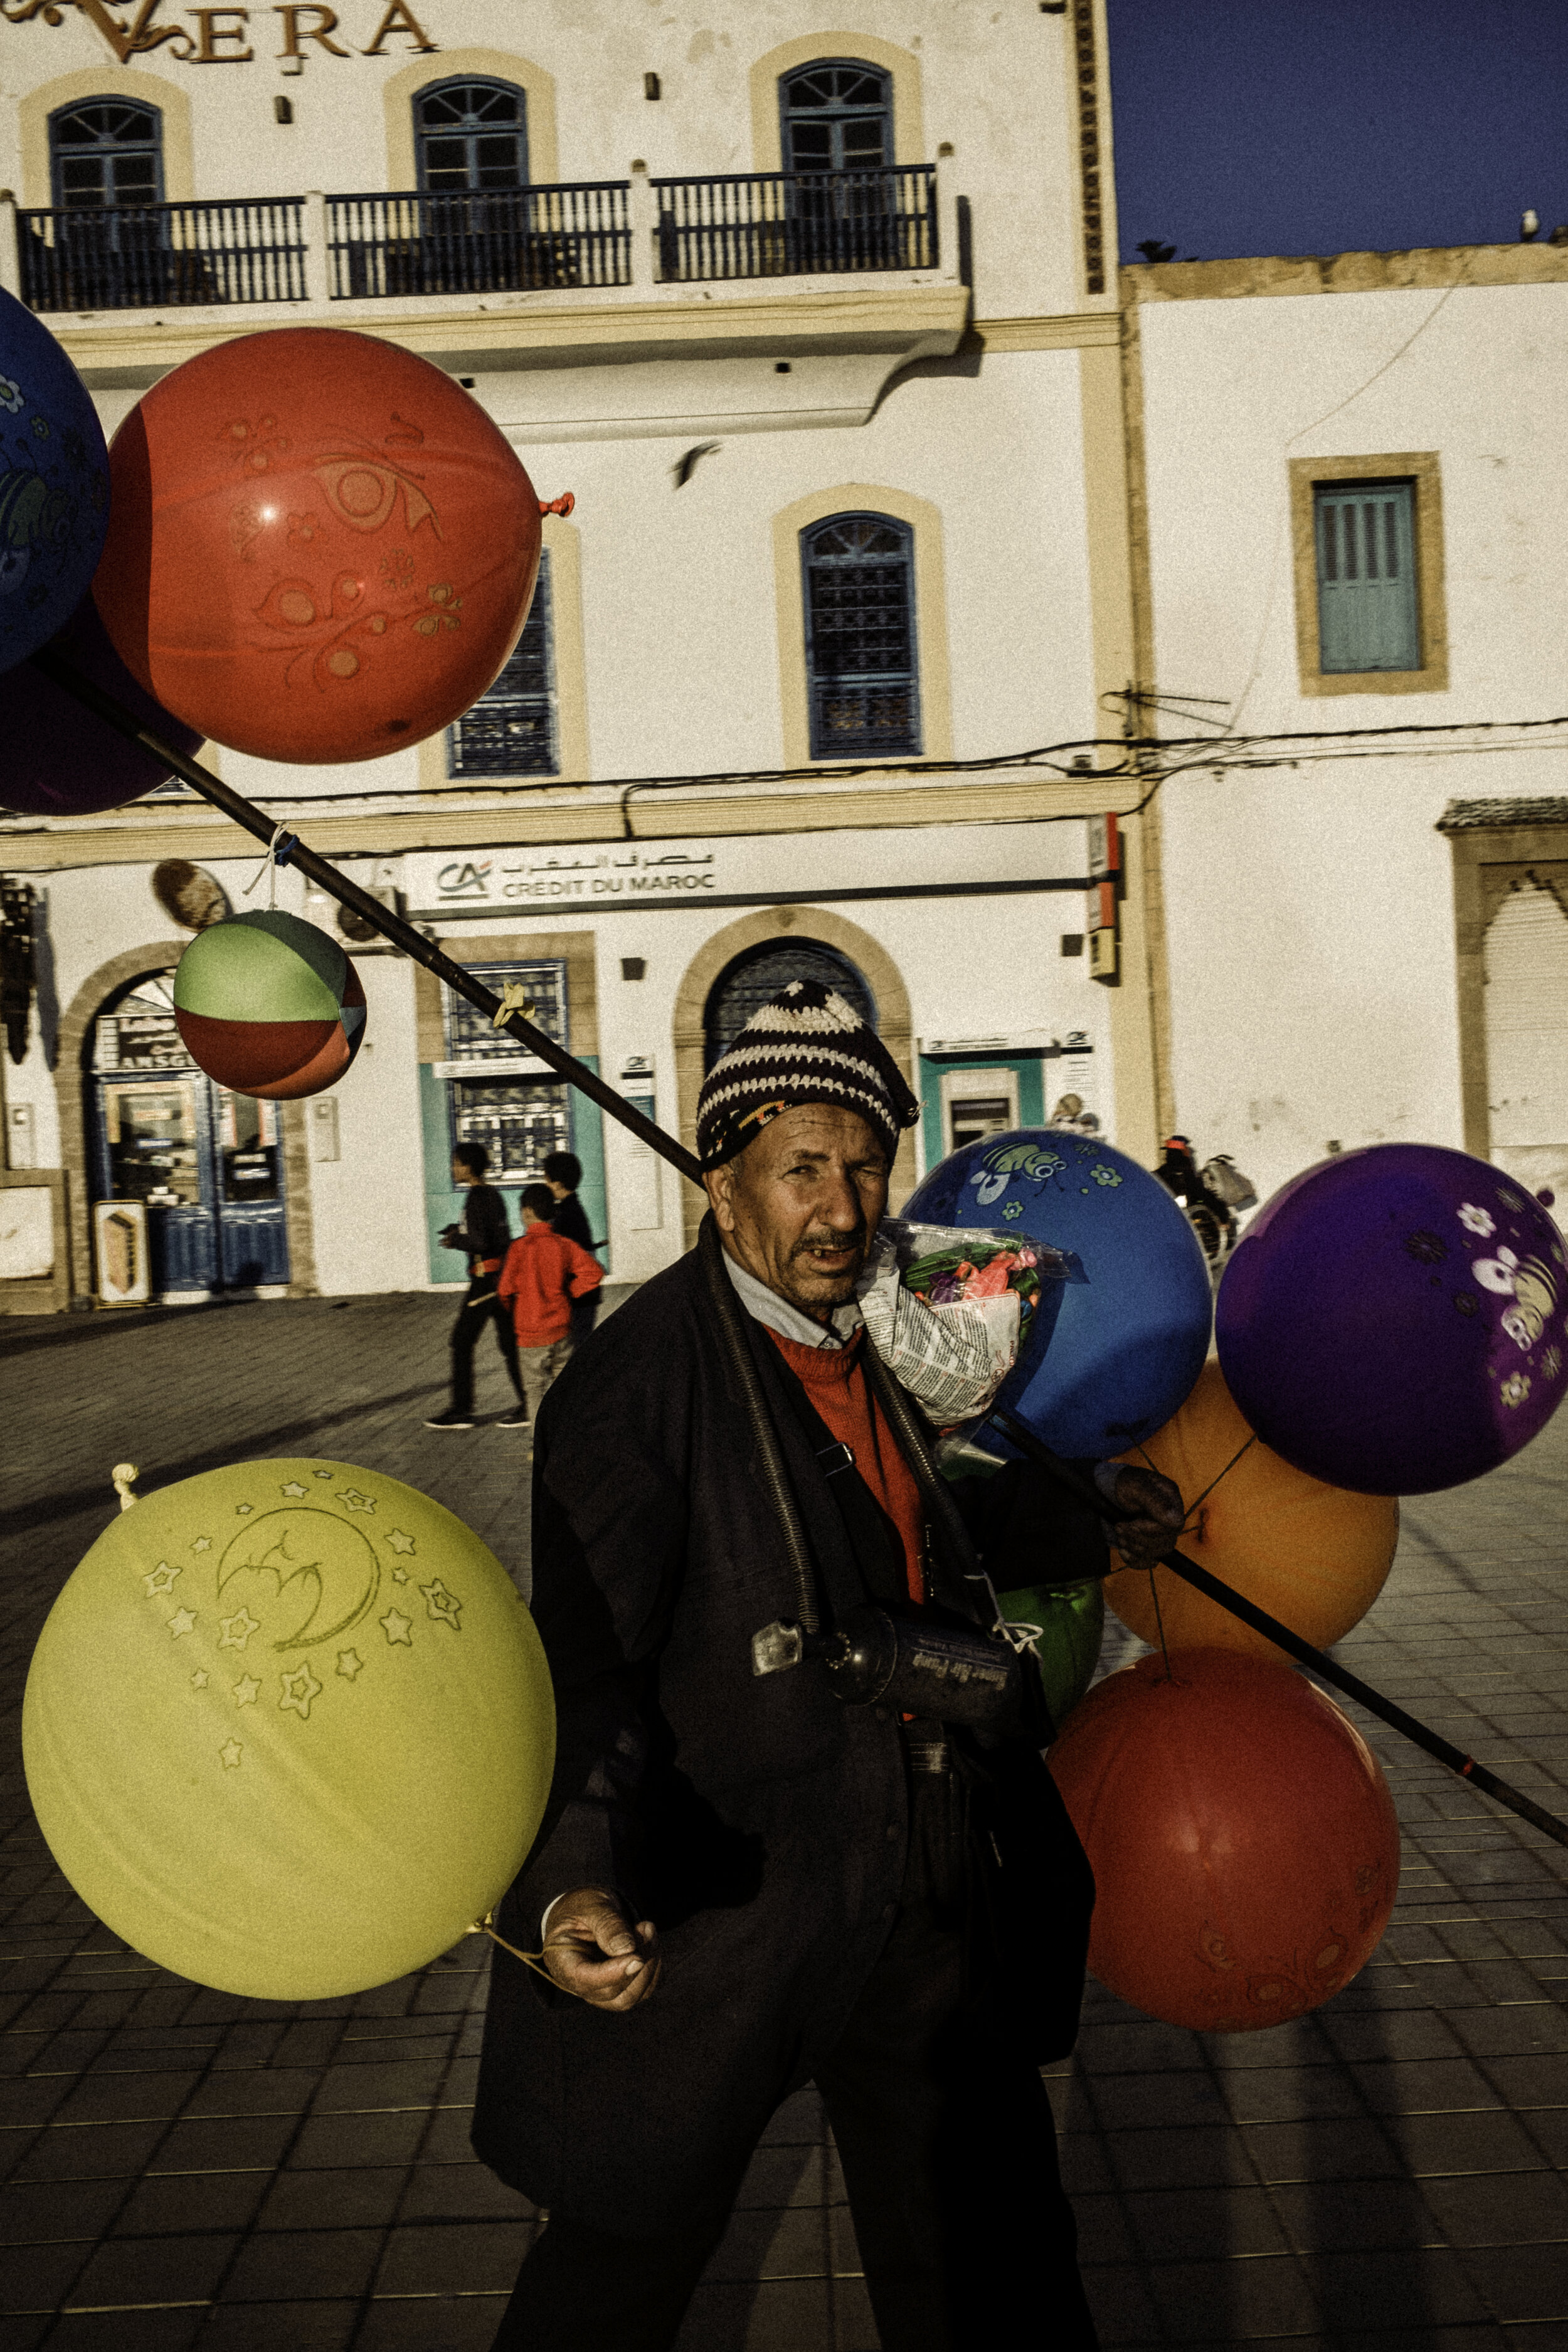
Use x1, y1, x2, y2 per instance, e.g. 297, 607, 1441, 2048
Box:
3, 1288, 1568, 2350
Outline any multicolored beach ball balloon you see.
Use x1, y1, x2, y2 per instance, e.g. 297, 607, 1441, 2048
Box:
1216, 1143, 1568, 1493
906, 1130, 1212, 1459
173, 910, 366, 1100
23, 1458, 556, 2001
0, 289, 110, 676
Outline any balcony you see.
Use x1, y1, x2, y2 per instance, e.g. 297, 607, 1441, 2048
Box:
2, 162, 964, 430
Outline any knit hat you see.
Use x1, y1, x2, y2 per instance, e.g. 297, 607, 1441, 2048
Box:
696, 978, 921, 1169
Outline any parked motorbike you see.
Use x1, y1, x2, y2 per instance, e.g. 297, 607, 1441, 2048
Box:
1153, 1136, 1257, 1264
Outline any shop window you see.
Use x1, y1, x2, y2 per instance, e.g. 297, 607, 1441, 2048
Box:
780, 60, 892, 173
49, 98, 164, 209
415, 78, 529, 193
801, 513, 921, 760
442, 958, 573, 1180
1314, 479, 1420, 674
447, 551, 558, 778
703, 938, 876, 1071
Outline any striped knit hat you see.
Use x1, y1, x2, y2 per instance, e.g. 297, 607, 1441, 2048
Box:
696, 979, 920, 1169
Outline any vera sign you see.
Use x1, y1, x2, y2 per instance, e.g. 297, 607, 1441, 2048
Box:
0, 0, 438, 64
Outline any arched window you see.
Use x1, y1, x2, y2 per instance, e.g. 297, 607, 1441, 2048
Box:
704, 938, 877, 1071
780, 59, 892, 174
800, 512, 921, 760
49, 99, 163, 209
415, 79, 529, 193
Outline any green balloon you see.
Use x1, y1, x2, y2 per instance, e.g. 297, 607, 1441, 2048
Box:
995, 1577, 1105, 1733
174, 910, 347, 1025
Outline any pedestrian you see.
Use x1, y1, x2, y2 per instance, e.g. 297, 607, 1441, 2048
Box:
542, 1149, 603, 1347
497, 1181, 605, 1425
472, 978, 1184, 2351
425, 1143, 527, 1432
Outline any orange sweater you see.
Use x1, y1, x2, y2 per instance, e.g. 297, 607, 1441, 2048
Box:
767, 1327, 926, 1604
497, 1221, 603, 1346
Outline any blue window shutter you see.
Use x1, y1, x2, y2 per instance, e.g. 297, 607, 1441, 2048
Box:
447, 549, 558, 778
1314, 480, 1420, 673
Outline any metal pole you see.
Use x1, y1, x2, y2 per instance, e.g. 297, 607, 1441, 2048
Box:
989, 1406, 1568, 1851
30, 649, 705, 1189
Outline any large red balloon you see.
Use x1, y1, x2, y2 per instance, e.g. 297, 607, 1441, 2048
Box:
93, 328, 543, 765
1049, 1651, 1399, 2032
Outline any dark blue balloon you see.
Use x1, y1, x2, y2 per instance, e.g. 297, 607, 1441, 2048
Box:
0, 290, 110, 677
904, 1128, 1212, 1459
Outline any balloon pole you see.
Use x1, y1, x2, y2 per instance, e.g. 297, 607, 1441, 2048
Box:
31, 650, 705, 1190
989, 1406, 1568, 1853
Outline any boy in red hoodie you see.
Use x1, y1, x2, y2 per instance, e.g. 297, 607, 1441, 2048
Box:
497, 1182, 605, 1424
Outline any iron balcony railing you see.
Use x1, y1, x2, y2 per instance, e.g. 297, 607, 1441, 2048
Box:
326, 184, 631, 300
651, 164, 938, 282
16, 167, 938, 313
19, 198, 306, 312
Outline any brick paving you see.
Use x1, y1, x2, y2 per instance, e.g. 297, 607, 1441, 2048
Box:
2, 1290, 1567, 2349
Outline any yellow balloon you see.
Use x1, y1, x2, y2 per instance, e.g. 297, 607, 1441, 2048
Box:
23, 1458, 554, 2001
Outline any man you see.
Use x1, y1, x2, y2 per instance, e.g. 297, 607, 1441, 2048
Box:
498, 1181, 606, 1425
541, 1148, 603, 1348
473, 982, 1183, 2350
425, 1143, 529, 1431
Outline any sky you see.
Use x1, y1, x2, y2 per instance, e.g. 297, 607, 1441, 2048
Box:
1106, 1, 1568, 265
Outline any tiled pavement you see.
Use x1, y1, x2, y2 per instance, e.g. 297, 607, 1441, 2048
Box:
3, 1290, 1567, 2349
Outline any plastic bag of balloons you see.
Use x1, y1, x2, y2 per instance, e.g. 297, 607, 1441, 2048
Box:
1049, 1649, 1399, 2032
173, 909, 366, 1099
0, 290, 109, 679
23, 1459, 555, 2001
93, 326, 549, 765
1217, 1142, 1568, 1493
906, 1130, 1212, 1459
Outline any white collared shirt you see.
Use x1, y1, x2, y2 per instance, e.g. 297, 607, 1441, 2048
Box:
722, 1249, 862, 1350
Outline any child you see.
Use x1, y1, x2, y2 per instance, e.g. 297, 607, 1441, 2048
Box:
425, 1142, 527, 1431
498, 1182, 605, 1424
543, 1148, 603, 1345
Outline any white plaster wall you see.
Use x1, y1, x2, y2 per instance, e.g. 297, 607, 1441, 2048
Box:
0, 0, 1087, 319
304, 950, 427, 1294
1136, 280, 1568, 1205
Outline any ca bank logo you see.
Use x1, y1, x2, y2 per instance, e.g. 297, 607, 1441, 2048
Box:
437, 859, 492, 900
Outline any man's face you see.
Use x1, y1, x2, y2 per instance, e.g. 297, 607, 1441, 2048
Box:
451, 1157, 474, 1187
706, 1103, 889, 1324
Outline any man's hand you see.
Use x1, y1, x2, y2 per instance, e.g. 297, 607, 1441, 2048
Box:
542, 1888, 660, 2011
1105, 1465, 1185, 1572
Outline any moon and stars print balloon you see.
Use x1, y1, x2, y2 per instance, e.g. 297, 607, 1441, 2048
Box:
173, 910, 366, 1099
1108, 1362, 1399, 1661
0, 290, 109, 676
1048, 1650, 1400, 2033
906, 1131, 1212, 1458
0, 594, 203, 815
1216, 1144, 1568, 1494
93, 327, 544, 763
23, 1458, 555, 2002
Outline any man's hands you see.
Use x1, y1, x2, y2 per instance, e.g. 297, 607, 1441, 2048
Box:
1105, 1465, 1186, 1572
541, 1888, 660, 2011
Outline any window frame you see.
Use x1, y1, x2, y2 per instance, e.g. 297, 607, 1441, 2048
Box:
48, 95, 164, 211
800, 509, 923, 762
445, 546, 558, 781
778, 57, 893, 177
413, 75, 529, 195
1288, 452, 1448, 696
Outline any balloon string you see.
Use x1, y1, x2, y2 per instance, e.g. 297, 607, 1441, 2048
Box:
1146, 1564, 1174, 1683
1130, 1432, 1257, 1539
467, 1911, 588, 2000
241, 821, 292, 912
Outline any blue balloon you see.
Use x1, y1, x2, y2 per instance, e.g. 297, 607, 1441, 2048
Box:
904, 1129, 1212, 1459
0, 290, 109, 677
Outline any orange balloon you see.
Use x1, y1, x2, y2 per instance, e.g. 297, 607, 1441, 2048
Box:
1108, 1360, 1397, 1659
94, 328, 543, 765
1049, 1650, 1400, 2032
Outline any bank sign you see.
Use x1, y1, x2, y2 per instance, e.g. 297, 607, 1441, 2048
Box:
410, 844, 726, 914
1, 0, 438, 65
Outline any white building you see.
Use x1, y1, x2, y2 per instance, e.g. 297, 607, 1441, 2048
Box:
3, 1, 1563, 1315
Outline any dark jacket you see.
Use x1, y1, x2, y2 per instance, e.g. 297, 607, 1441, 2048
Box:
471, 1226, 1096, 2235
448, 1183, 511, 1274
547, 1189, 596, 1254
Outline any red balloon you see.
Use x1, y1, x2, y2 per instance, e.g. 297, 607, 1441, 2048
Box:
1048, 1650, 1399, 2032
93, 328, 543, 765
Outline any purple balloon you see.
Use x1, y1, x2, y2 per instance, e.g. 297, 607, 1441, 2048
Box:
0, 593, 201, 815
1216, 1143, 1568, 1494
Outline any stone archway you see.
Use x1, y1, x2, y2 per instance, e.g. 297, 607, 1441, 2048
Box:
671, 905, 916, 1248
57, 943, 317, 1305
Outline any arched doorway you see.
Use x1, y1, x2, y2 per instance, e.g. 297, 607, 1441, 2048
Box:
702, 935, 876, 1069
86, 972, 290, 1300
